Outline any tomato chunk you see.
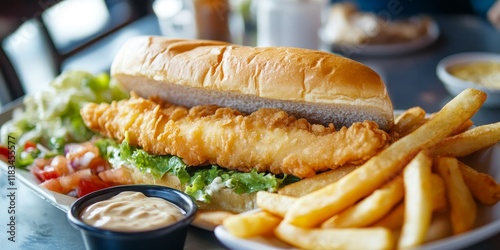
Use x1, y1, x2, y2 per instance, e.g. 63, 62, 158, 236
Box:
50, 155, 70, 176
87, 157, 109, 172
0, 145, 8, 162
76, 175, 111, 197
98, 168, 133, 185
24, 141, 37, 151
39, 178, 64, 193
31, 165, 60, 182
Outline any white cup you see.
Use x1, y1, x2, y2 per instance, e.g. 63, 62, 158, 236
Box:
256, 0, 328, 49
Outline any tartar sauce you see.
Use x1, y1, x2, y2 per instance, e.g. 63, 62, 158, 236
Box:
80, 191, 184, 232
447, 61, 500, 89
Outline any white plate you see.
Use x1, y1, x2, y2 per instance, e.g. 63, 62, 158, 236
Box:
319, 18, 439, 56
0, 161, 76, 212
215, 144, 500, 250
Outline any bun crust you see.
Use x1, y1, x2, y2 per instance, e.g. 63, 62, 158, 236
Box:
111, 36, 394, 130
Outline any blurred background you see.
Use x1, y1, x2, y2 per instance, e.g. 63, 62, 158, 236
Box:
1, 0, 499, 108
0, 0, 152, 104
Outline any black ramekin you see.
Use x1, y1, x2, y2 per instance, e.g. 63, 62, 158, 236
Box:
67, 185, 197, 250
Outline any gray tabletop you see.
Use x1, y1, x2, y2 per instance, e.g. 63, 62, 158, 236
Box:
1, 14, 500, 250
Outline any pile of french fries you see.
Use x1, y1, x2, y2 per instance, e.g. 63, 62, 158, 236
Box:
222, 88, 500, 250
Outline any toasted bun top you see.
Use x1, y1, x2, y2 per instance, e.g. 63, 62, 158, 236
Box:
111, 36, 394, 130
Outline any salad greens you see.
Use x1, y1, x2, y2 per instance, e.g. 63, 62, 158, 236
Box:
0, 70, 128, 167
96, 135, 298, 203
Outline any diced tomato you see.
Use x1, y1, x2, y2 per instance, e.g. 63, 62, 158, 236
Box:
87, 157, 109, 173
0, 145, 8, 162
59, 169, 92, 194
66, 142, 100, 164
39, 168, 93, 195
24, 141, 37, 151
50, 155, 70, 175
39, 178, 64, 193
30, 155, 70, 182
76, 175, 111, 197
33, 157, 51, 168
31, 165, 60, 182
98, 168, 133, 185
31, 141, 114, 197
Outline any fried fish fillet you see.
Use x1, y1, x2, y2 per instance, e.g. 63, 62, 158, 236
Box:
80, 94, 391, 178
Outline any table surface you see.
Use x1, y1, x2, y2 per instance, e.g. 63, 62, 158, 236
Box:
1, 13, 500, 250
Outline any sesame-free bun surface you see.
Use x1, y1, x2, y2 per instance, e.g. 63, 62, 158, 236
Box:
111, 36, 394, 130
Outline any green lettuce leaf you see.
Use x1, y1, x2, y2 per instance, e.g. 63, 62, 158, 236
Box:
100, 137, 298, 203
184, 165, 293, 203
102, 135, 190, 182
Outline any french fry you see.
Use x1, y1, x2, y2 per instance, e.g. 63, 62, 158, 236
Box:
372, 174, 448, 230
256, 191, 296, 218
450, 119, 474, 136
398, 151, 433, 248
424, 212, 453, 243
278, 164, 358, 197
372, 203, 405, 230
275, 222, 394, 250
430, 173, 448, 213
435, 157, 477, 234
193, 210, 234, 231
284, 88, 486, 228
321, 176, 404, 228
390, 106, 426, 137
222, 211, 281, 238
458, 161, 500, 205
398, 116, 473, 139
431, 122, 500, 157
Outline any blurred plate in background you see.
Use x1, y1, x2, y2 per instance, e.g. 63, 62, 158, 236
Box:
319, 18, 439, 57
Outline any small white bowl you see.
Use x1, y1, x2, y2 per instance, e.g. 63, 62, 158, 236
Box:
436, 52, 500, 107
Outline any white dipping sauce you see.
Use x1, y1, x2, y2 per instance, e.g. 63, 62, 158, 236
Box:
80, 191, 184, 232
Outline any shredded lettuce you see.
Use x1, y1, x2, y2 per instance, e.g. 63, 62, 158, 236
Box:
186, 165, 295, 203
101, 135, 191, 181
94, 138, 118, 159
98, 136, 298, 203
185, 166, 292, 203
0, 70, 128, 168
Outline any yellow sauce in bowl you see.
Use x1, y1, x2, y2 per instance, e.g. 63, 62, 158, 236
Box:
447, 61, 500, 89
80, 191, 184, 232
